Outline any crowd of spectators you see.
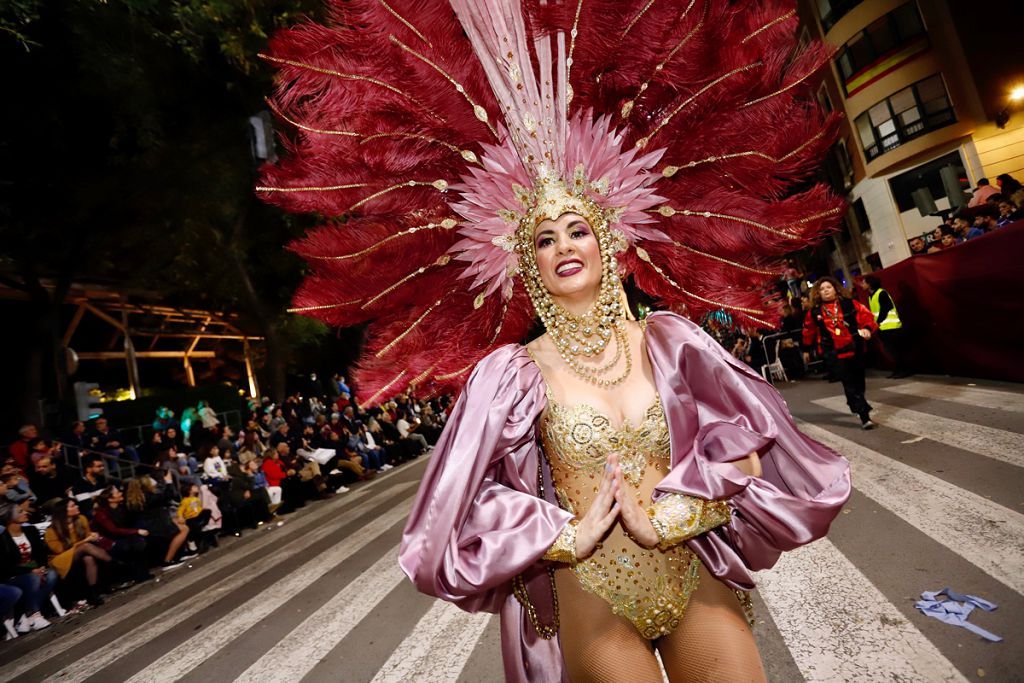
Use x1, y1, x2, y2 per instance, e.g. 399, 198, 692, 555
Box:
907, 174, 1024, 256
1, 373, 450, 642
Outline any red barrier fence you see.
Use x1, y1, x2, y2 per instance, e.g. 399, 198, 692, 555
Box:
872, 221, 1024, 382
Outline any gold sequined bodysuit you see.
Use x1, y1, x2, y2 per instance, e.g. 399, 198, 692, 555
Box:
540, 391, 702, 639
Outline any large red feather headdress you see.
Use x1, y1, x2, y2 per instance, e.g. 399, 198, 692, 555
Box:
258, 0, 842, 405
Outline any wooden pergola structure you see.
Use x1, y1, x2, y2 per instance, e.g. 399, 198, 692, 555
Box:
5, 282, 264, 398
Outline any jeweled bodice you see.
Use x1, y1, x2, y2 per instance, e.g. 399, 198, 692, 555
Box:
540, 392, 700, 639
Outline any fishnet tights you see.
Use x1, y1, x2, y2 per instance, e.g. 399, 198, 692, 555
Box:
556, 563, 766, 682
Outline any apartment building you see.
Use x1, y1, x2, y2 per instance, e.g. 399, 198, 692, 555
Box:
796, 0, 1024, 276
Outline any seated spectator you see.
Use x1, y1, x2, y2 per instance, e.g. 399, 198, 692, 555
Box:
200, 444, 230, 484
1, 501, 57, 633
968, 177, 999, 206
226, 458, 271, 529
973, 212, 999, 232
247, 459, 277, 513
163, 426, 184, 451
269, 422, 291, 449
91, 486, 152, 584
288, 440, 330, 499
372, 414, 414, 464
124, 475, 190, 571
356, 423, 391, 472
416, 406, 443, 445
262, 445, 307, 513
396, 411, 429, 452
3, 469, 35, 507
217, 426, 239, 459
926, 226, 957, 253
908, 236, 927, 256
72, 455, 108, 515
997, 199, 1024, 225
177, 482, 215, 553
28, 457, 73, 510
925, 225, 943, 249
996, 173, 1024, 205
8, 426, 38, 472
62, 421, 89, 469
44, 498, 111, 606
140, 430, 166, 465
27, 438, 61, 468
953, 217, 984, 241
88, 418, 139, 465
237, 429, 265, 466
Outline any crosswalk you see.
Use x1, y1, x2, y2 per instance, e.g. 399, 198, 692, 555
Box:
0, 377, 1019, 682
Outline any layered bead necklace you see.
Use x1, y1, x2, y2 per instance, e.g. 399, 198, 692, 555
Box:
520, 222, 632, 388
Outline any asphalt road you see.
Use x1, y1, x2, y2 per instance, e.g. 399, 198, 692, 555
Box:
1, 373, 1021, 682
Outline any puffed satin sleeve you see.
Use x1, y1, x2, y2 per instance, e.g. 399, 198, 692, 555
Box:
646, 312, 852, 590
398, 345, 573, 613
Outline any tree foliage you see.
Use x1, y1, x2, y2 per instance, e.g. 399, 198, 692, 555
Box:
1, 0, 330, 422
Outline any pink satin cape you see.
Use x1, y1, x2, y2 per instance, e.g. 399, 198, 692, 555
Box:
399, 311, 852, 682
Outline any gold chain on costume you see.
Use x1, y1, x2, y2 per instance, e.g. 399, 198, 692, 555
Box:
511, 452, 562, 639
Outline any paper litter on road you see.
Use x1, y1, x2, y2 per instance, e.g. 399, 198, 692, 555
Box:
901, 436, 927, 444
915, 588, 1002, 642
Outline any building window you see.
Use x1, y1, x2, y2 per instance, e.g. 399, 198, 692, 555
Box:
836, 139, 854, 189
818, 0, 865, 32
854, 74, 956, 161
887, 151, 965, 213
835, 3, 928, 96
817, 83, 834, 113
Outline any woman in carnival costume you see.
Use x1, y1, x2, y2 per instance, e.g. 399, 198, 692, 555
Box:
259, 1, 851, 680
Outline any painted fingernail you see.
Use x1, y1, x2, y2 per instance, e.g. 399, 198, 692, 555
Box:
605, 463, 613, 472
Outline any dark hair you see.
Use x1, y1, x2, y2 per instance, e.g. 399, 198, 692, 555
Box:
95, 485, 121, 510
180, 480, 199, 498
940, 225, 956, 237
83, 454, 104, 469
996, 173, 1022, 194
985, 193, 1007, 204
50, 498, 89, 547
977, 177, 990, 186
864, 275, 881, 290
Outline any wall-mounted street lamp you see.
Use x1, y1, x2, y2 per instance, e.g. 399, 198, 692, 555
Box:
995, 85, 1024, 128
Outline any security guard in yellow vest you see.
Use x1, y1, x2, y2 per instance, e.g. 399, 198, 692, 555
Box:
865, 276, 911, 378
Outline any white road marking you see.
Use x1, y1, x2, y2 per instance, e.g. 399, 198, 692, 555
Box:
800, 421, 1024, 594
813, 396, 1024, 469
119, 502, 413, 683
757, 538, 969, 683
234, 546, 406, 683
370, 599, 493, 683
884, 381, 1024, 414
40, 483, 417, 683
3, 472, 414, 681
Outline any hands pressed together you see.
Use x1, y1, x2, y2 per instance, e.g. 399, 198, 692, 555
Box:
573, 451, 761, 561
574, 453, 658, 561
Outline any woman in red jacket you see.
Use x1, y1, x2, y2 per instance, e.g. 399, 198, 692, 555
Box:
802, 277, 880, 429
261, 447, 304, 513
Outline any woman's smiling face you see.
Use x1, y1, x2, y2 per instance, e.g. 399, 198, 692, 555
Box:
532, 213, 603, 305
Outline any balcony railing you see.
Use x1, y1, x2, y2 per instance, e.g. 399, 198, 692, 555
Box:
864, 108, 956, 161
